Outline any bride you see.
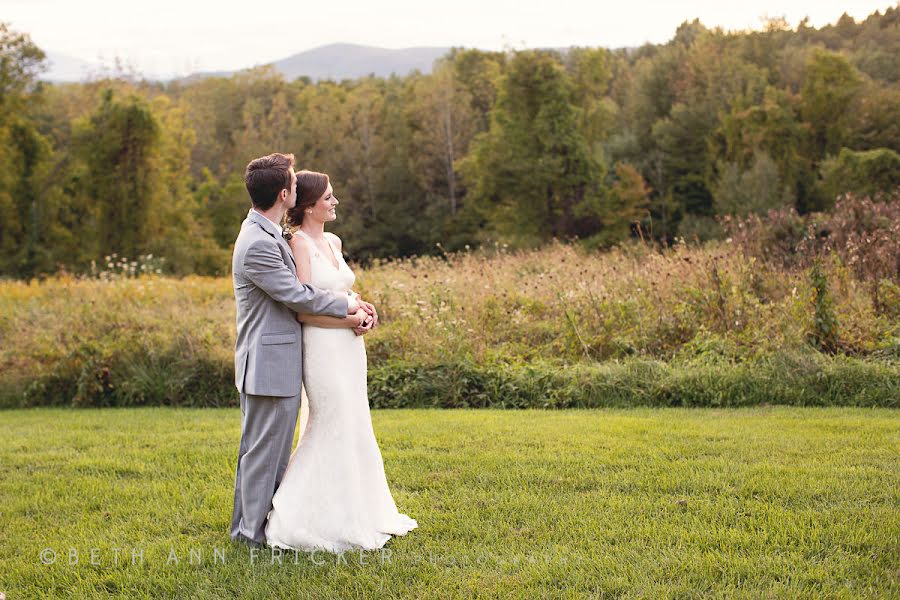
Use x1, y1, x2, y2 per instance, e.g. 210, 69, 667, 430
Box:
264, 169, 418, 553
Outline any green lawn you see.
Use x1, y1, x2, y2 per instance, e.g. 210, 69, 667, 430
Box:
0, 407, 897, 598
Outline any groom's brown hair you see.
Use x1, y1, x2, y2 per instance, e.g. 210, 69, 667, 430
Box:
244, 153, 295, 211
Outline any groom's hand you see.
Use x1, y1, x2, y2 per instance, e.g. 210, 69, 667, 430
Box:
352, 309, 373, 336
358, 300, 379, 328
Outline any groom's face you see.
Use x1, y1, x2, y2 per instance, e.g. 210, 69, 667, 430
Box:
284, 170, 298, 209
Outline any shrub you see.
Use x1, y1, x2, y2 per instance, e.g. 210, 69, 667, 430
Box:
817, 147, 900, 203
808, 259, 840, 353
366, 353, 900, 409
724, 190, 900, 284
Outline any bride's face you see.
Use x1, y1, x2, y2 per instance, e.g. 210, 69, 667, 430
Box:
310, 182, 338, 222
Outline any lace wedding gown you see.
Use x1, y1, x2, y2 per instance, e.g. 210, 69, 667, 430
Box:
264, 229, 418, 552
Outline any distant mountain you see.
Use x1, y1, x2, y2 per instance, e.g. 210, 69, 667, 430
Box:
183, 43, 453, 83
39, 44, 627, 84
43, 52, 98, 82
274, 43, 451, 80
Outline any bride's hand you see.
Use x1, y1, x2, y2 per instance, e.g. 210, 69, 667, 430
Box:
358, 299, 378, 328
353, 308, 373, 335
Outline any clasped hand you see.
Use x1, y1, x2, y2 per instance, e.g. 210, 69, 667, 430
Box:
350, 296, 379, 336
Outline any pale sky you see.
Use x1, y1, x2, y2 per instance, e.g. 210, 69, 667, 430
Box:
4, 0, 897, 78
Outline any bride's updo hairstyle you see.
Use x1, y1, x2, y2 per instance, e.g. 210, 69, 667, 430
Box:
285, 170, 330, 229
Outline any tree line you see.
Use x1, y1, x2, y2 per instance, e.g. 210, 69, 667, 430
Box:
1, 9, 898, 277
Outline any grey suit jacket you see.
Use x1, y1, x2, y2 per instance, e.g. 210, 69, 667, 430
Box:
232, 209, 349, 397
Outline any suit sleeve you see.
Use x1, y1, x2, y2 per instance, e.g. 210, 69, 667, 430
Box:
243, 239, 349, 317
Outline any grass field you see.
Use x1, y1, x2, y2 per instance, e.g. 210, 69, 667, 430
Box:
1, 407, 897, 598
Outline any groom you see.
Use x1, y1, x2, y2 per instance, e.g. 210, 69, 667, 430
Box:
230, 152, 371, 547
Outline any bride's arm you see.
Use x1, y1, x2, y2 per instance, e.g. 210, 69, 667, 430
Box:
288, 235, 364, 329
299, 308, 368, 328
327, 232, 378, 328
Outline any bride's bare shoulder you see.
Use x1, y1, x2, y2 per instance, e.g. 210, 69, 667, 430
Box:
286, 231, 310, 256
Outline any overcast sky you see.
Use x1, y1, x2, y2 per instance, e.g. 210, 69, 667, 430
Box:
4, 0, 896, 78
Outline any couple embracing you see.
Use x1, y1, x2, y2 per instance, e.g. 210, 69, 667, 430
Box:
229, 152, 418, 553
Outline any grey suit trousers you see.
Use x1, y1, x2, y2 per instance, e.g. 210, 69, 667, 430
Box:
230, 390, 301, 544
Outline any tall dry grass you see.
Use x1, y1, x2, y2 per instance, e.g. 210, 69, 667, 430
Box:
355, 240, 898, 364
1, 238, 897, 407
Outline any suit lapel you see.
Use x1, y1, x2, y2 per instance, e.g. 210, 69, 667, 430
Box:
247, 209, 296, 272
279, 235, 297, 272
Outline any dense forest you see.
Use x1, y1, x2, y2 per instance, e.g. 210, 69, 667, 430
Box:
0, 9, 898, 277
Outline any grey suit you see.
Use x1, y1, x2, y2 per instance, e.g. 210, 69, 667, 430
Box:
230, 209, 349, 544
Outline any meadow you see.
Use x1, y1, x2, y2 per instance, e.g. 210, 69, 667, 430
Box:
1, 407, 897, 598
0, 239, 897, 408
2, 14, 898, 599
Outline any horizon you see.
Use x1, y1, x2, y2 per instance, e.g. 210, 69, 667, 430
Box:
4, 0, 897, 80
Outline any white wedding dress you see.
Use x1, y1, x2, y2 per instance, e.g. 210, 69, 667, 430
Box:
264, 229, 418, 553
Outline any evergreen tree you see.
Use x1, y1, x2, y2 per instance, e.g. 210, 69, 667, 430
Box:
461, 51, 602, 245
74, 89, 162, 259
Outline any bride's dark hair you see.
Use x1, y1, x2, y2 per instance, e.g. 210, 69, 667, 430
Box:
285, 170, 330, 230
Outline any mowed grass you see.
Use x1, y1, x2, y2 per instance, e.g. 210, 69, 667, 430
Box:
0, 407, 897, 598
